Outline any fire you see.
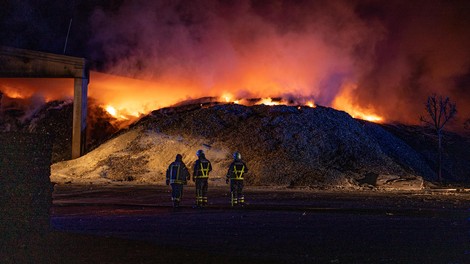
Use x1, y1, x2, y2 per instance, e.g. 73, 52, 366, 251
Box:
344, 110, 383, 123
0, 78, 73, 101
332, 83, 384, 123
306, 101, 315, 108
105, 105, 117, 117
0, 82, 38, 99
221, 93, 240, 104
222, 93, 233, 103
88, 71, 206, 121
2, 88, 27, 99
257, 98, 282, 106
218, 93, 316, 108
0, 74, 384, 126
104, 104, 141, 120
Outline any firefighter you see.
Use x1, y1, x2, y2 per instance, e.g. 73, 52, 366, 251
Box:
166, 154, 190, 208
192, 149, 212, 208
226, 151, 248, 207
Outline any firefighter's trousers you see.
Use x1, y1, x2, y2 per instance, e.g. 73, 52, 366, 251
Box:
229, 179, 244, 206
170, 183, 184, 207
195, 179, 208, 206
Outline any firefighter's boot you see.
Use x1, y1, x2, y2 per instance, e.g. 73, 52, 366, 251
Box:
239, 195, 245, 207
231, 192, 238, 207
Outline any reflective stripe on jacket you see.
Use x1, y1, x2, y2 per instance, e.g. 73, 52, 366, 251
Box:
193, 159, 212, 179
227, 160, 248, 180
166, 161, 189, 184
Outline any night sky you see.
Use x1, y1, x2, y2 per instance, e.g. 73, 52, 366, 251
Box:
1, 0, 470, 127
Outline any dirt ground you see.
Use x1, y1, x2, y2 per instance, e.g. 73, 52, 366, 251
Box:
3, 184, 470, 263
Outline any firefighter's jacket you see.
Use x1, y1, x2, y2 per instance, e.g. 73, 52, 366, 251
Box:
193, 158, 212, 180
226, 159, 248, 181
166, 161, 190, 185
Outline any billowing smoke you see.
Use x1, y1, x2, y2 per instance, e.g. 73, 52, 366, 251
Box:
1, 0, 470, 128
88, 1, 380, 103
350, 1, 470, 125
86, 0, 470, 127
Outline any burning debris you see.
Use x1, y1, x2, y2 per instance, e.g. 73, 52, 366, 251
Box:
0, 91, 122, 162
0, 71, 386, 132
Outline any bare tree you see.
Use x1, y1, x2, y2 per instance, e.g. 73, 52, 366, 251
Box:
420, 94, 457, 182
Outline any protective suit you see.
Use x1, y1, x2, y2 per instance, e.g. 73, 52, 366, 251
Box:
166, 154, 190, 208
193, 150, 212, 207
226, 152, 248, 207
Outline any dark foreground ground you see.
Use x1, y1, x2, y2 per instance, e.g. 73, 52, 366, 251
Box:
4, 184, 470, 263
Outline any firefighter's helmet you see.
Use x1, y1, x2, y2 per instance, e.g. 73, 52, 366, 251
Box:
233, 152, 241, 160
175, 154, 183, 161
196, 149, 204, 157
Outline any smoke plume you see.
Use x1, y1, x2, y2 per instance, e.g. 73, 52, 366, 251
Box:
86, 0, 470, 126
88, 1, 379, 103
1, 0, 470, 128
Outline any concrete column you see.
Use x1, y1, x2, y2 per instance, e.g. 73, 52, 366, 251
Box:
72, 77, 88, 159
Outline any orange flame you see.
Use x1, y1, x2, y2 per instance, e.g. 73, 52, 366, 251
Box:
89, 71, 209, 120
0, 74, 386, 125
218, 93, 316, 108
332, 83, 384, 123
2, 88, 28, 99
0, 78, 73, 101
257, 98, 283, 106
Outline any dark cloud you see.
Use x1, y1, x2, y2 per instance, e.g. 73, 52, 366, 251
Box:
1, 0, 470, 127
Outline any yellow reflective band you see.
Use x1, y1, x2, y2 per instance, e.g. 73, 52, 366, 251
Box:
199, 162, 209, 178
233, 165, 245, 179
231, 192, 236, 206
171, 164, 181, 180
